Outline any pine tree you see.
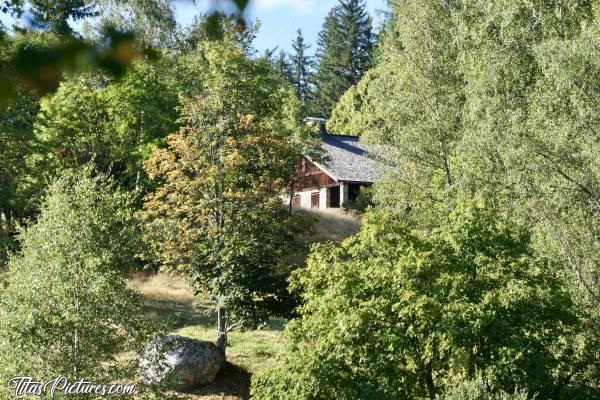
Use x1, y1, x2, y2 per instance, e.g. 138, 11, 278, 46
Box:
311, 0, 373, 118
29, 0, 98, 35
274, 49, 294, 83
290, 29, 312, 108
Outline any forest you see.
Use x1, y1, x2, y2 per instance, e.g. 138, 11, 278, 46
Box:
0, 0, 598, 399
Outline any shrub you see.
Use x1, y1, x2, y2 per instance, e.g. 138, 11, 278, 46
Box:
442, 375, 529, 400
252, 201, 593, 399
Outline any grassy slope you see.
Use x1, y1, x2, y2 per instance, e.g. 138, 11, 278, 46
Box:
128, 209, 361, 400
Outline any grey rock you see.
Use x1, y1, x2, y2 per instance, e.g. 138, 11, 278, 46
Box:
139, 335, 224, 390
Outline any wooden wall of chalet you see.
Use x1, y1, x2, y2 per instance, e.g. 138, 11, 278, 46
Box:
293, 158, 337, 191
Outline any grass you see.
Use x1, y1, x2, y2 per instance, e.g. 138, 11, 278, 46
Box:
127, 272, 284, 400
296, 208, 361, 243
0, 210, 360, 399
126, 210, 361, 399
128, 271, 196, 305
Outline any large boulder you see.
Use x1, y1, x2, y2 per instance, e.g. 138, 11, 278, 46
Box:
139, 335, 224, 390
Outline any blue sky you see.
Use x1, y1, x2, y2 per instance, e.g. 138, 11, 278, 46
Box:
1, 0, 388, 56
177, 0, 388, 56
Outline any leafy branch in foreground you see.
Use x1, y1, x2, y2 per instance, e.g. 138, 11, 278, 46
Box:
0, 0, 253, 109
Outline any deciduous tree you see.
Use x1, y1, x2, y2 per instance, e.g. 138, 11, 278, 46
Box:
0, 167, 153, 393
141, 38, 307, 357
252, 202, 596, 399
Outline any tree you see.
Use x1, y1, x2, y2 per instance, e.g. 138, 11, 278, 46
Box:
273, 49, 293, 83
95, 0, 177, 47
327, 68, 375, 136
327, 0, 599, 319
0, 167, 153, 393
442, 375, 528, 400
33, 59, 178, 192
328, 0, 463, 227
290, 29, 312, 108
0, 87, 40, 268
0, 1, 253, 108
29, 0, 98, 35
0, 31, 62, 268
453, 0, 599, 321
310, 0, 373, 117
34, 75, 111, 172
141, 38, 307, 358
102, 59, 180, 191
252, 201, 597, 399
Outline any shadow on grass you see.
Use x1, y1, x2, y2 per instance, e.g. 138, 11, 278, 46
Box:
143, 299, 214, 330
131, 273, 285, 399
179, 363, 251, 400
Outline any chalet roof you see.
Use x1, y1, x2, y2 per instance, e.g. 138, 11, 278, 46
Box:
310, 134, 389, 183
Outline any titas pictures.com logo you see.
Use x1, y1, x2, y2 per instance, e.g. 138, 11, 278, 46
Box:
8, 376, 137, 398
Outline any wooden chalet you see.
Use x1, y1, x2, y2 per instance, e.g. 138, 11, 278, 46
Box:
290, 133, 387, 209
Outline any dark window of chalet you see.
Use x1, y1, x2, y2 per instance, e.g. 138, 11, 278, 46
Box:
348, 183, 363, 203
329, 186, 340, 208
311, 192, 320, 208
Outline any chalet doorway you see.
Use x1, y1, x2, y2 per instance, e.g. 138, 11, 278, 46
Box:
292, 194, 301, 208
311, 192, 320, 208
329, 186, 340, 208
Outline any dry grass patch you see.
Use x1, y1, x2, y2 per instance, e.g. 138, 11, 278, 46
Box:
296, 208, 361, 243
128, 271, 195, 305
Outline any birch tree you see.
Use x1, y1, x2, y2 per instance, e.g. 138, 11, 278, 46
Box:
0, 167, 152, 393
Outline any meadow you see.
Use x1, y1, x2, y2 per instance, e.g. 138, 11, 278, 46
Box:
127, 209, 360, 399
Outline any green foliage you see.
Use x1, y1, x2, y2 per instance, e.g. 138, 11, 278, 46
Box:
0, 27, 157, 108
326, 84, 360, 135
272, 49, 293, 83
96, 0, 177, 47
452, 0, 599, 318
0, 167, 155, 394
328, 0, 599, 319
0, 86, 39, 267
141, 39, 309, 354
0, 31, 53, 267
291, 29, 312, 108
252, 201, 595, 399
442, 375, 528, 400
29, 0, 98, 35
311, 0, 374, 117
33, 59, 178, 191
330, 0, 462, 223
0, 1, 253, 108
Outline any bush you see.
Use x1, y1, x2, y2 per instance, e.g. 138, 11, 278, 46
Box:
252, 201, 594, 399
442, 375, 529, 400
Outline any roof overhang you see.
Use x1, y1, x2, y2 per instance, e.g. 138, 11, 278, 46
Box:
304, 155, 340, 182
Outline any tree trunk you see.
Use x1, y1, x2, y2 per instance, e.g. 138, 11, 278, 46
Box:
424, 364, 436, 400
216, 307, 227, 359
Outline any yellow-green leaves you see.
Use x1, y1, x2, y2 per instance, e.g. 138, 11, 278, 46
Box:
252, 203, 585, 399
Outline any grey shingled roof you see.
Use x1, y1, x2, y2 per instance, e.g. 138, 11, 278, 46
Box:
310, 134, 388, 183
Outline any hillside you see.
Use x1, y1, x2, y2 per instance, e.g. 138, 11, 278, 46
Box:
128, 209, 361, 399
